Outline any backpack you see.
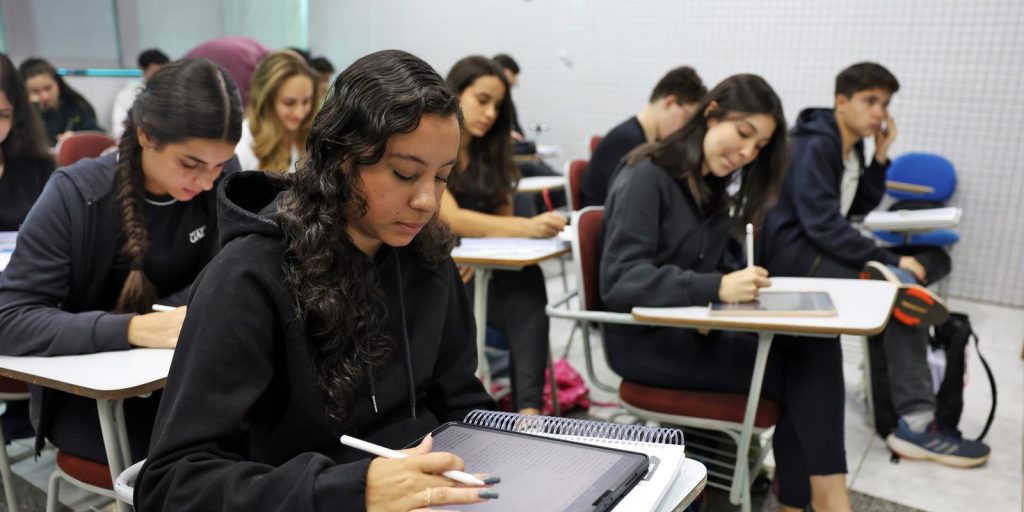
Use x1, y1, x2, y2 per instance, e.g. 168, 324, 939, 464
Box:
867, 312, 997, 441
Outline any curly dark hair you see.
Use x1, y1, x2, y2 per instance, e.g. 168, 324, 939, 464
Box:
277, 49, 461, 424
628, 74, 789, 237
445, 55, 518, 213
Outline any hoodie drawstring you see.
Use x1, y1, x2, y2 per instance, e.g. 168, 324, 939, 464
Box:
367, 253, 417, 420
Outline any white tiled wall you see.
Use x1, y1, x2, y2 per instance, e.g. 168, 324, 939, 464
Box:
311, 0, 1024, 306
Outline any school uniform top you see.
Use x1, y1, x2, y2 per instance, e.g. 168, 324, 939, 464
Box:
137, 171, 494, 511
580, 116, 646, 208
759, 108, 897, 277
39, 97, 101, 145
0, 154, 55, 231
235, 118, 300, 173
599, 159, 737, 375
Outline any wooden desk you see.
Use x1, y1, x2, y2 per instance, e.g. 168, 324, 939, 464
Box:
632, 277, 896, 507
0, 349, 173, 512
452, 238, 569, 390
515, 176, 565, 194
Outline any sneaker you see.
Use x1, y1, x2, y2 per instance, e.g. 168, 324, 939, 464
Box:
860, 261, 950, 327
886, 418, 990, 468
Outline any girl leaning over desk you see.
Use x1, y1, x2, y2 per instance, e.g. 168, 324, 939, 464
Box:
137, 50, 496, 511
0, 58, 242, 463
439, 55, 567, 415
600, 75, 852, 512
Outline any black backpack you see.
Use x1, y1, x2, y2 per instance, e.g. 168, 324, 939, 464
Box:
867, 312, 997, 441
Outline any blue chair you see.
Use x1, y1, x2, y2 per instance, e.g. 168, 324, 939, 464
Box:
874, 152, 960, 246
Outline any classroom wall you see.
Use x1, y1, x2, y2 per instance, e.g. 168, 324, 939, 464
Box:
310, 0, 1024, 307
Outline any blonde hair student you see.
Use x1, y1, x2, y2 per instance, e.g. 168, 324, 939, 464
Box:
236, 50, 320, 172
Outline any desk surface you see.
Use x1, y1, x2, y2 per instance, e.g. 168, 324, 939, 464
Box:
516, 176, 565, 194
632, 277, 897, 336
0, 349, 173, 400
657, 458, 707, 512
862, 207, 961, 231
452, 237, 569, 267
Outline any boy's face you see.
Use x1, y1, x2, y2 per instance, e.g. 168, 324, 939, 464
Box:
835, 87, 892, 138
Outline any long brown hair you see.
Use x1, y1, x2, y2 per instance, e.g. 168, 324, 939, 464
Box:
0, 53, 49, 162
278, 49, 460, 424
445, 56, 518, 212
113, 58, 243, 314
247, 50, 320, 171
18, 58, 96, 118
629, 74, 789, 236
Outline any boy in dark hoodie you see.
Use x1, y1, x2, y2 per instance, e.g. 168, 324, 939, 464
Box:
760, 62, 989, 468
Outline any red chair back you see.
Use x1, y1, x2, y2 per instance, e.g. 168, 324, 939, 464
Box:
589, 135, 603, 154
57, 132, 117, 168
573, 208, 604, 312
566, 159, 588, 211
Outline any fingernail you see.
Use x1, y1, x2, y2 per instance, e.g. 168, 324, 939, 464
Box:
478, 490, 500, 500
483, 476, 501, 484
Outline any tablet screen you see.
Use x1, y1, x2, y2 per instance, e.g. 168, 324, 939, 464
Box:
428, 423, 648, 511
709, 291, 836, 316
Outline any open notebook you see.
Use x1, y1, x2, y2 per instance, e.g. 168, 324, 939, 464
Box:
453, 410, 687, 512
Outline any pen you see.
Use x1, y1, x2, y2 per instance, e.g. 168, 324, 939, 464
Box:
745, 223, 754, 268
340, 435, 487, 486
152, 304, 175, 312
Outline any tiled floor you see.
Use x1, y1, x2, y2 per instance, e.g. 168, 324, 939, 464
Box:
1, 261, 1020, 511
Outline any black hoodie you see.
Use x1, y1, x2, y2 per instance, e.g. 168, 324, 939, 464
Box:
760, 108, 899, 276
137, 172, 494, 511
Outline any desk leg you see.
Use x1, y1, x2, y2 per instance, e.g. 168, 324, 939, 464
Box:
97, 399, 130, 512
474, 269, 493, 391
729, 332, 773, 510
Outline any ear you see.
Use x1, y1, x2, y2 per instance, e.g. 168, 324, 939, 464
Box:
136, 126, 153, 148
661, 95, 678, 109
834, 93, 850, 109
703, 100, 719, 119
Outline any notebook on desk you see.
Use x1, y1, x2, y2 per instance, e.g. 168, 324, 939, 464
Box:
425, 410, 686, 512
454, 237, 569, 258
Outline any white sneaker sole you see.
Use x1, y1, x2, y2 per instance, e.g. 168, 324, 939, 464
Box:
886, 434, 989, 468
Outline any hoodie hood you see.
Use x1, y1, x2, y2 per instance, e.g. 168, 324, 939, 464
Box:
792, 107, 865, 165
217, 171, 288, 246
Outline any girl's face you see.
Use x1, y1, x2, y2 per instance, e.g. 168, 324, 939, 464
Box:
25, 74, 59, 110
274, 74, 315, 133
0, 91, 12, 144
702, 112, 776, 178
346, 114, 460, 257
138, 132, 236, 201
458, 75, 505, 139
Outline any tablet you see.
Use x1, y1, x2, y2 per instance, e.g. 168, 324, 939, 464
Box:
709, 291, 837, 317
425, 422, 649, 512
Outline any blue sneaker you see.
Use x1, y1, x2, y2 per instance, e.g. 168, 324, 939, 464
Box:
886, 418, 990, 468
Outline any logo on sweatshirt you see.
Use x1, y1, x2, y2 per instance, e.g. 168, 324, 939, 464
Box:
189, 226, 206, 244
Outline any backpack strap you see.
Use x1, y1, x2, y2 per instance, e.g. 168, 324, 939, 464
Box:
969, 329, 997, 441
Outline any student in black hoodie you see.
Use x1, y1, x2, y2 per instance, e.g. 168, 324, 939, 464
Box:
0, 52, 54, 233
137, 50, 497, 512
0, 58, 242, 463
759, 63, 988, 468
602, 75, 853, 512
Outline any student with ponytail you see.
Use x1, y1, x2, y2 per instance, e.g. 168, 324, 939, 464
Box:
0, 58, 242, 463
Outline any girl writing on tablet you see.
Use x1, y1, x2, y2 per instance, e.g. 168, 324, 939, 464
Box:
0, 58, 242, 464
600, 75, 852, 512
137, 50, 497, 511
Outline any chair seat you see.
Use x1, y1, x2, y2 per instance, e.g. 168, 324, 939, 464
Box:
0, 377, 29, 394
56, 450, 113, 490
874, 229, 960, 246
619, 380, 781, 428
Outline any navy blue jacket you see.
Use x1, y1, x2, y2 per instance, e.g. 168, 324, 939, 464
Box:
760, 108, 898, 276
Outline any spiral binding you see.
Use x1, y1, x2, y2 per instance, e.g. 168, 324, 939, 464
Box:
464, 410, 683, 445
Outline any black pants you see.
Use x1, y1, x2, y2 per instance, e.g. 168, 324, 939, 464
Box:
810, 245, 951, 416
470, 265, 550, 411
44, 391, 161, 464
606, 327, 846, 508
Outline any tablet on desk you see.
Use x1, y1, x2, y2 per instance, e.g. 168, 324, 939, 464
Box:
709, 291, 837, 317
426, 422, 649, 511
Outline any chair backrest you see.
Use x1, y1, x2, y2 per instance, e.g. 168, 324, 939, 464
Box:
589, 135, 603, 154
887, 152, 957, 202
571, 207, 605, 312
56, 131, 118, 168
564, 159, 588, 211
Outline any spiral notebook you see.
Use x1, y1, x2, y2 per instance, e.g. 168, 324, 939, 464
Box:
428, 410, 686, 512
